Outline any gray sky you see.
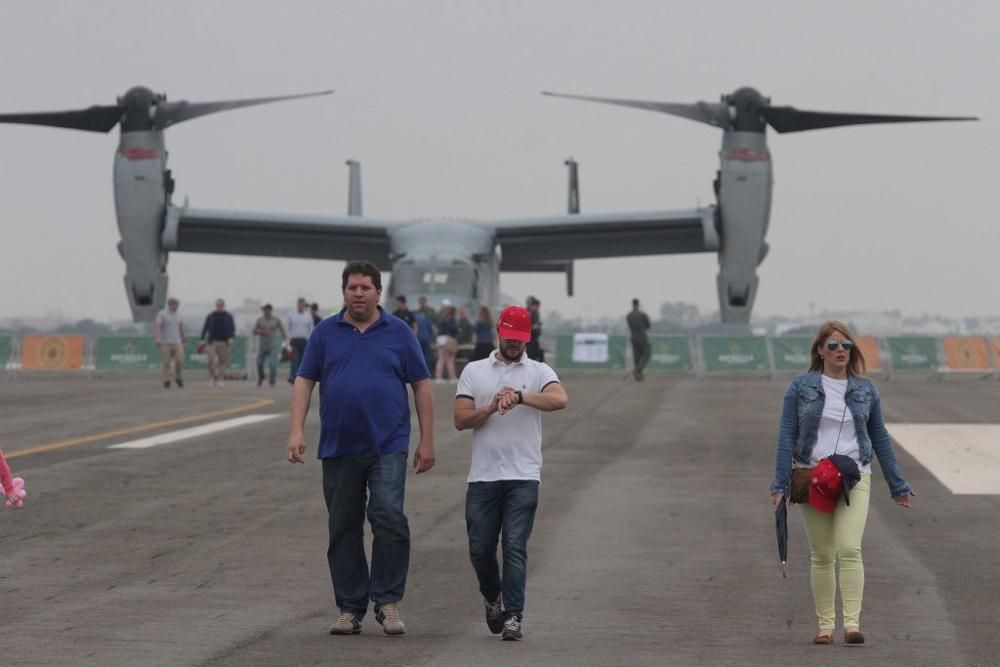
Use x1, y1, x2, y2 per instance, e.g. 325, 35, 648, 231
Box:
0, 1, 995, 322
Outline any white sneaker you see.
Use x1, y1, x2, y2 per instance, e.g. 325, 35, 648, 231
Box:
375, 603, 405, 635
216, 380, 225, 387
209, 379, 216, 387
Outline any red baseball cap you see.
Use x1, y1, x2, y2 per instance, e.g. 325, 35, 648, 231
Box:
497, 305, 532, 342
809, 458, 844, 513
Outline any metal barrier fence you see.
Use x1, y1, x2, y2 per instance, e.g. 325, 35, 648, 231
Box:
550, 333, 1000, 379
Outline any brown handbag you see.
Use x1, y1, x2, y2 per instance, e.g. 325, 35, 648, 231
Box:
789, 468, 813, 504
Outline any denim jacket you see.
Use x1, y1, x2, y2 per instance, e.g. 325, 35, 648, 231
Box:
770, 372, 912, 498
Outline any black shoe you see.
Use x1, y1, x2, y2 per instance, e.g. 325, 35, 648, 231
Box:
287, 378, 295, 385
501, 615, 523, 641
175, 379, 183, 388
257, 378, 263, 387
485, 596, 504, 635
163, 381, 170, 389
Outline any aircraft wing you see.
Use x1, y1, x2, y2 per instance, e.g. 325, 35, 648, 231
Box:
163, 205, 392, 265
491, 207, 717, 267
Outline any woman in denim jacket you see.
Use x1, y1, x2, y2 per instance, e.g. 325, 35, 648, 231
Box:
770, 321, 914, 645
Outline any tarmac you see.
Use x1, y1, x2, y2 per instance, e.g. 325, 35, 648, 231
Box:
1, 370, 999, 666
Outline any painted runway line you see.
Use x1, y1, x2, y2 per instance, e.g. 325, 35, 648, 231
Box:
889, 423, 1000, 494
108, 414, 281, 450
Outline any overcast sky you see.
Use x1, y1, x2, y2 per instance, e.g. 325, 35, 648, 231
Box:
0, 1, 995, 323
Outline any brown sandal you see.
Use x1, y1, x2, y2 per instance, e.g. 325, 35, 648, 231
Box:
845, 630, 865, 644
813, 632, 834, 645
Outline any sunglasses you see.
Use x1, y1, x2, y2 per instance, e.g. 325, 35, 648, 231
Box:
826, 339, 854, 351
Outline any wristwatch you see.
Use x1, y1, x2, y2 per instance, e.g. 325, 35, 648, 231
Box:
515, 390, 523, 404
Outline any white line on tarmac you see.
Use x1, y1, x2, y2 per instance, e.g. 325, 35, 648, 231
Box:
889, 423, 1000, 495
108, 414, 282, 450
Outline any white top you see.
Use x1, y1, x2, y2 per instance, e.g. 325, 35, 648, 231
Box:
811, 375, 871, 473
154, 308, 184, 345
287, 311, 314, 340
456, 351, 560, 483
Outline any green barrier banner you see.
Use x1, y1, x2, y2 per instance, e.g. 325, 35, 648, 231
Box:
701, 336, 769, 372
888, 337, 938, 371
0, 336, 11, 368
645, 335, 693, 372
95, 336, 162, 371
555, 334, 626, 370
184, 337, 247, 371
770, 337, 813, 372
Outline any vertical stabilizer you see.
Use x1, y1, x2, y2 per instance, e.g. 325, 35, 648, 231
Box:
564, 158, 580, 213
346, 159, 362, 216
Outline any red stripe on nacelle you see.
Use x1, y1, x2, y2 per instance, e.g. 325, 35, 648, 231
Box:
726, 147, 769, 162
118, 147, 159, 161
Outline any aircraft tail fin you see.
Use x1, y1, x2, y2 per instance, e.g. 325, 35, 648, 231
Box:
565, 158, 580, 214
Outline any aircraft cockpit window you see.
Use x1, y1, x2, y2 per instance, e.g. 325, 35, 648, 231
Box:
393, 264, 475, 295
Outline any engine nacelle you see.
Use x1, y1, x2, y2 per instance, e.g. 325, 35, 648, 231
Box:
113, 131, 169, 322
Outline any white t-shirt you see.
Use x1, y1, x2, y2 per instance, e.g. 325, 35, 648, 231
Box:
811, 375, 871, 473
456, 351, 560, 483
154, 308, 184, 345
287, 311, 314, 340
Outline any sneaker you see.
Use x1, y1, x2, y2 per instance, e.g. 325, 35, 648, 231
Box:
216, 380, 225, 387
175, 379, 183, 388
329, 612, 362, 635
501, 615, 523, 641
163, 381, 170, 389
374, 603, 405, 636
209, 379, 216, 387
484, 596, 504, 635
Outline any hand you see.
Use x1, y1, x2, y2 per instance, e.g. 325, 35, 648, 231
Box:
413, 440, 435, 474
893, 490, 916, 508
770, 493, 785, 507
6, 491, 22, 507
286, 432, 306, 463
496, 387, 519, 415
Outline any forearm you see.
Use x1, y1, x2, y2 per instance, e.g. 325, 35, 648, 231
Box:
289, 379, 314, 434
455, 404, 496, 431
771, 389, 799, 494
522, 389, 566, 412
413, 382, 434, 442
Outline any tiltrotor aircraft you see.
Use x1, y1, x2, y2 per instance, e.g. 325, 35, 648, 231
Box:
0, 86, 976, 323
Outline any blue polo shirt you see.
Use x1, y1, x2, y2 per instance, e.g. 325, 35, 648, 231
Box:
297, 307, 430, 458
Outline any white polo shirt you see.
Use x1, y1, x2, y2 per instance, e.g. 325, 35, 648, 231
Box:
456, 351, 560, 483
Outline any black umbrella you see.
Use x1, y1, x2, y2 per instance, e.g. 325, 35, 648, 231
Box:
775, 495, 788, 577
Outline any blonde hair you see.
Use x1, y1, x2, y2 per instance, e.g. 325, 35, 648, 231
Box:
808, 320, 866, 377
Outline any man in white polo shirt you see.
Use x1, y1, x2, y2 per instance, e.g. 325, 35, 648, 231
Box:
454, 305, 568, 641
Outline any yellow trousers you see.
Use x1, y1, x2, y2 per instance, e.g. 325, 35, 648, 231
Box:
798, 474, 871, 631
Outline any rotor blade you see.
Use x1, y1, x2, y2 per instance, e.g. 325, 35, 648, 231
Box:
0, 105, 124, 133
542, 91, 730, 129
154, 90, 333, 130
762, 106, 978, 134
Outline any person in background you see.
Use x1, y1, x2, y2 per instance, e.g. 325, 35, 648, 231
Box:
201, 298, 236, 387
525, 297, 544, 363
392, 295, 419, 335
472, 306, 495, 361
310, 302, 322, 327
413, 304, 436, 375
287, 297, 315, 384
435, 300, 459, 383
417, 295, 439, 328
458, 307, 474, 346
154, 297, 186, 389
254, 303, 288, 388
626, 298, 652, 381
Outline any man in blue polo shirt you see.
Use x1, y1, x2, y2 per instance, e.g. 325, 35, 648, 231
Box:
286, 261, 435, 638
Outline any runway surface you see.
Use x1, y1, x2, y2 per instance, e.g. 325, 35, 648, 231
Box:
1, 371, 998, 666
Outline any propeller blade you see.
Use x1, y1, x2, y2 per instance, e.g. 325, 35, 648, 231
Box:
0, 105, 124, 133
762, 106, 978, 134
154, 90, 333, 130
542, 91, 730, 129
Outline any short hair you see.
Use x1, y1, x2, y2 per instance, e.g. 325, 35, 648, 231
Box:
341, 260, 382, 292
311, 302, 319, 310
167, 297, 179, 305
632, 298, 639, 308
395, 295, 407, 303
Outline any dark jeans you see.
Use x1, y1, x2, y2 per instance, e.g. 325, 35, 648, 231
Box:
466, 480, 540, 619
322, 452, 410, 617
419, 339, 435, 374
632, 339, 651, 374
289, 338, 308, 381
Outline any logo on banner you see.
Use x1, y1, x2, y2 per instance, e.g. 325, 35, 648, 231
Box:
782, 342, 809, 365
652, 341, 680, 364
719, 342, 754, 365
39, 337, 68, 369
900, 344, 928, 365
110, 341, 148, 364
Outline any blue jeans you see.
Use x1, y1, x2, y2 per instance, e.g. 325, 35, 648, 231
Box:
289, 338, 308, 381
256, 345, 279, 384
322, 452, 410, 617
465, 480, 539, 619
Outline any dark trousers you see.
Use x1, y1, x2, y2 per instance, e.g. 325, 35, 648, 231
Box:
289, 338, 308, 381
632, 340, 651, 374
322, 453, 410, 617
466, 480, 539, 619
419, 339, 435, 374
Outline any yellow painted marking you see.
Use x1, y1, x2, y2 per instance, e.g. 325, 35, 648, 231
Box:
6, 398, 277, 459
